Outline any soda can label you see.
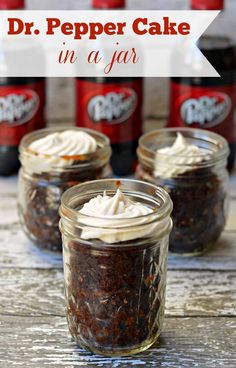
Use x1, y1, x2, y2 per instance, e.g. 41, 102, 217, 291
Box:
76, 78, 143, 144
92, 0, 125, 9
168, 81, 235, 143
0, 79, 46, 146
0, 0, 25, 9
191, 0, 224, 10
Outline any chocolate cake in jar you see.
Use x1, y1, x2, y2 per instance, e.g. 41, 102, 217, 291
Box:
136, 128, 229, 255
18, 127, 112, 251
59, 179, 173, 356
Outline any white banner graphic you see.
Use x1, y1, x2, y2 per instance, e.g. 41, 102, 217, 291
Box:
0, 10, 220, 77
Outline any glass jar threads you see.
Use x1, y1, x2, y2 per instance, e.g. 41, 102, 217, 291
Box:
136, 128, 229, 255
59, 179, 173, 356
18, 127, 112, 252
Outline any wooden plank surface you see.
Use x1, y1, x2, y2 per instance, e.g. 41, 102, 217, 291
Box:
1, 227, 236, 270
0, 228, 63, 269
1, 268, 235, 318
1, 227, 236, 271
0, 172, 236, 367
0, 315, 235, 368
0, 176, 236, 271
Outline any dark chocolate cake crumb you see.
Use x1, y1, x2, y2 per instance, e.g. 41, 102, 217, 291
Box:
137, 164, 227, 254
64, 238, 167, 353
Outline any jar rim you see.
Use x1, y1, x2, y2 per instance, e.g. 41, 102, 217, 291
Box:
60, 178, 173, 227
19, 126, 111, 172
138, 127, 229, 169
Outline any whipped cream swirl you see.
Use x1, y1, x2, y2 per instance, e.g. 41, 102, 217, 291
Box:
27, 130, 97, 173
79, 189, 170, 243
154, 133, 212, 178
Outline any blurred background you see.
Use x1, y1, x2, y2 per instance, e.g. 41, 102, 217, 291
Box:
26, 0, 236, 129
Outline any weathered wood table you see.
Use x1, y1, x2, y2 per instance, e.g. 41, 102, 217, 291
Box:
0, 174, 235, 367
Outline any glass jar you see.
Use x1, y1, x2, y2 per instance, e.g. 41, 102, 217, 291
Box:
18, 127, 112, 252
136, 128, 229, 255
59, 179, 173, 356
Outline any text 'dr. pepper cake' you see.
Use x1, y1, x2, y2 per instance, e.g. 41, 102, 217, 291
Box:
18, 127, 112, 252
59, 179, 173, 356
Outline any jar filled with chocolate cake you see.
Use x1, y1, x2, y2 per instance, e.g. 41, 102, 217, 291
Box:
136, 128, 229, 255
18, 127, 112, 252
59, 179, 173, 356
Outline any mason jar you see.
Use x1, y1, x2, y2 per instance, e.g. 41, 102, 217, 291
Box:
59, 179, 173, 356
18, 127, 112, 252
136, 128, 229, 255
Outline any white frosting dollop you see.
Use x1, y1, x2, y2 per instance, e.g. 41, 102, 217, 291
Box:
154, 133, 212, 178
27, 130, 97, 173
79, 189, 170, 243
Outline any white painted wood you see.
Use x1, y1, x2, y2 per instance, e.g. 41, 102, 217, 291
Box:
0, 228, 63, 269
0, 226, 236, 270
46, 78, 75, 124
229, 175, 236, 197
225, 200, 236, 232
166, 270, 236, 317
0, 196, 19, 227
0, 175, 18, 195
0, 316, 235, 368
0, 268, 235, 317
168, 232, 236, 271
0, 174, 236, 270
